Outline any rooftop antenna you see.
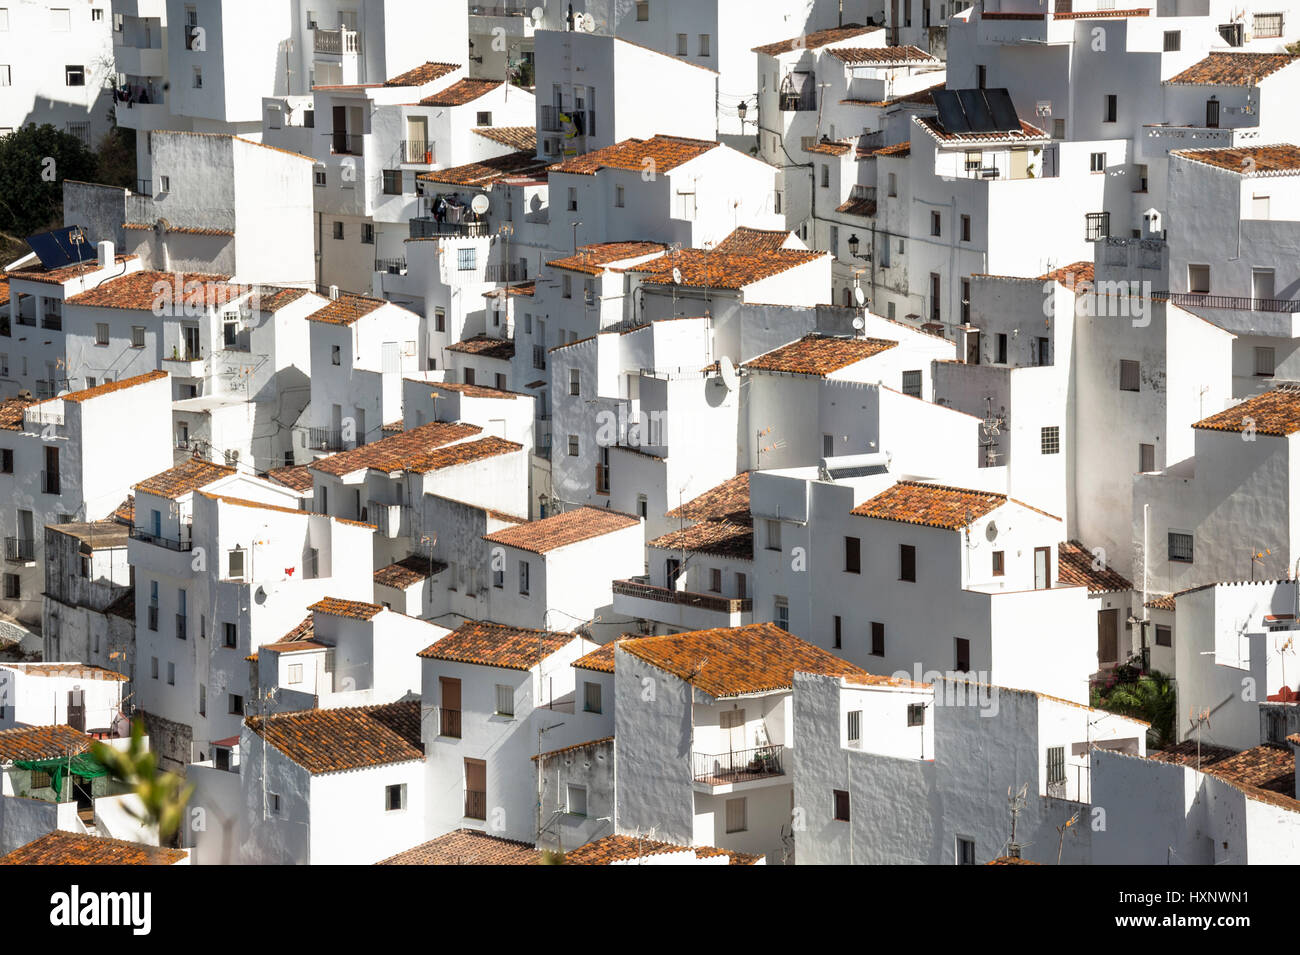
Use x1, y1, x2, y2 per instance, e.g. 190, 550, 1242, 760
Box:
1187, 705, 1212, 770
1250, 547, 1271, 580
1006, 782, 1029, 859
979, 397, 1005, 467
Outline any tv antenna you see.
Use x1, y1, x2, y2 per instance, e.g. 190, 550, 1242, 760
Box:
1187, 705, 1213, 770
1005, 783, 1029, 859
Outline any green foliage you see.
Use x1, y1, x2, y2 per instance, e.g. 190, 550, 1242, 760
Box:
539, 848, 566, 865
0, 124, 99, 238
91, 719, 194, 841
93, 127, 137, 190
1093, 669, 1177, 749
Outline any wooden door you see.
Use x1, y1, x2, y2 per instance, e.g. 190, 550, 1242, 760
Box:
1098, 608, 1119, 665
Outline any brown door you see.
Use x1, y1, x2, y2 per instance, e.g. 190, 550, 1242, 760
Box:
66, 689, 84, 731
1098, 608, 1119, 665
439, 677, 461, 738
464, 757, 486, 820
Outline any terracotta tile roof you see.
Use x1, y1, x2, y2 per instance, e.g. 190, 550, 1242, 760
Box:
986, 856, 1041, 865
254, 286, 313, 312
620, 622, 871, 698
245, 701, 423, 774
430, 381, 519, 399
1172, 144, 1300, 175
1056, 540, 1132, 594
564, 834, 761, 865
33, 370, 167, 405
309, 596, 384, 621
0, 831, 187, 865
420, 78, 502, 106
917, 115, 1048, 144
873, 140, 911, 157
0, 396, 33, 431
0, 724, 91, 762
197, 492, 322, 522
265, 463, 314, 492
547, 241, 667, 274
629, 247, 826, 290
825, 45, 937, 64
377, 829, 539, 865
1193, 390, 1300, 436
1202, 744, 1294, 797
483, 505, 640, 554
648, 520, 753, 560
382, 420, 403, 434
473, 125, 537, 152
1040, 261, 1095, 288
8, 253, 135, 285
1051, 7, 1149, 18
851, 481, 1012, 530
272, 615, 314, 647
121, 222, 233, 237
713, 228, 793, 255
1167, 52, 1298, 86
752, 23, 879, 56
548, 135, 719, 176
806, 137, 853, 155
374, 554, 446, 588
572, 638, 636, 673
46, 520, 130, 550
1145, 593, 1176, 612
666, 472, 751, 523
133, 457, 235, 499
835, 196, 876, 217
418, 149, 550, 186
417, 620, 576, 670
0, 275, 9, 308
306, 292, 387, 325
384, 61, 460, 87
308, 421, 483, 476
1, 663, 127, 681
532, 735, 614, 761
848, 79, 947, 109
744, 333, 897, 375
446, 334, 515, 359
112, 496, 134, 524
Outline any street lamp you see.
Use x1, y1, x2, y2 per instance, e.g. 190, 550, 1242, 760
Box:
847, 233, 860, 257
737, 100, 748, 123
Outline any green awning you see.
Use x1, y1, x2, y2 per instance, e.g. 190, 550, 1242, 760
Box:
15, 753, 108, 796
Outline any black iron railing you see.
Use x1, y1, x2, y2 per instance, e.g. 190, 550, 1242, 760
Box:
4, 537, 34, 563
129, 526, 194, 552
692, 745, 785, 784
1150, 291, 1300, 313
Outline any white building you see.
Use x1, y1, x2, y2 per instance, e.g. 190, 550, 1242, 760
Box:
41, 518, 135, 680
0, 663, 127, 732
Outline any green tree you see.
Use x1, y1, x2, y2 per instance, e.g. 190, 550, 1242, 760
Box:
91, 719, 195, 842
1098, 670, 1177, 749
0, 124, 99, 238
93, 127, 137, 190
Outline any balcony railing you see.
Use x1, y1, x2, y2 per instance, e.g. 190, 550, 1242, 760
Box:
440, 707, 462, 739
1150, 291, 1300, 313
692, 745, 785, 785
399, 140, 433, 164
469, 3, 532, 15
409, 217, 489, 239
4, 537, 34, 563
308, 427, 345, 451
42, 313, 62, 330
332, 132, 364, 156
375, 257, 407, 275
464, 788, 486, 820
484, 262, 528, 283
314, 27, 361, 55
34, 379, 69, 400
613, 578, 753, 615
539, 105, 595, 135
41, 471, 60, 495
129, 525, 194, 552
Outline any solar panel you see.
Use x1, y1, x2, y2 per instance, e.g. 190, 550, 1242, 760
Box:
984, 88, 1022, 133
932, 89, 970, 135
26, 225, 94, 270
957, 89, 995, 134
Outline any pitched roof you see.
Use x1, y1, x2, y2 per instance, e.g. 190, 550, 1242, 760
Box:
752, 23, 880, 56
419, 78, 502, 106
1147, 739, 1238, 767
805, 138, 853, 155
1056, 540, 1133, 594
418, 149, 550, 186
309, 596, 384, 621
377, 829, 539, 865
564, 834, 761, 865
31, 370, 167, 406
628, 247, 826, 290
0, 396, 33, 431
825, 45, 937, 65
133, 457, 235, 499
0, 724, 92, 762
917, 114, 1048, 144
446, 334, 514, 359
619, 622, 881, 698
66, 271, 241, 310
873, 140, 911, 157
548, 135, 719, 176
572, 640, 619, 673
532, 735, 614, 761
1202, 744, 1294, 797
306, 292, 387, 325
482, 505, 640, 554
472, 125, 537, 152
0, 831, 187, 865
8, 253, 135, 285
1145, 593, 1176, 612
1171, 144, 1300, 175
1166, 52, 1299, 86
429, 381, 519, 399
744, 333, 898, 375
1193, 390, 1300, 437
417, 621, 576, 670
265, 463, 314, 492
648, 520, 753, 560
1040, 261, 1095, 288
254, 286, 314, 312
0, 663, 128, 681
666, 472, 752, 523
835, 195, 876, 217
547, 241, 667, 274
712, 227, 794, 255
308, 421, 483, 476
384, 61, 460, 87
245, 701, 423, 774
851, 481, 1015, 530
46, 520, 131, 550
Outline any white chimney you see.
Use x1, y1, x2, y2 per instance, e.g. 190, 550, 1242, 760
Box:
97, 240, 114, 269
329, 285, 339, 300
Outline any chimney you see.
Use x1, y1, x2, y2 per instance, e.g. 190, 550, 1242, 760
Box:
329, 284, 340, 300
97, 240, 114, 269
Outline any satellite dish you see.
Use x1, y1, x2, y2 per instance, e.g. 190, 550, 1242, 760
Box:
531, 5, 543, 19
255, 585, 269, 605
853, 286, 866, 307
671, 266, 683, 285
471, 194, 490, 215
718, 356, 737, 391
851, 316, 865, 331
985, 521, 998, 542
580, 12, 596, 31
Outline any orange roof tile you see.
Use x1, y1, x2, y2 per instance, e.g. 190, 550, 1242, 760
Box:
1040, 261, 1095, 288
743, 333, 897, 375
446, 335, 514, 359
384, 61, 461, 87
121, 222, 233, 237
418, 149, 550, 186
619, 622, 871, 698
0, 831, 187, 865
1145, 594, 1176, 612
417, 620, 576, 670
873, 140, 911, 157
712, 228, 794, 255
1167, 52, 1298, 86
752, 23, 880, 56
1, 662, 127, 681
472, 126, 537, 152
825, 45, 937, 64
0, 724, 91, 761
666, 472, 751, 523
852, 481, 1015, 530
306, 292, 387, 325
629, 247, 825, 290
420, 78, 502, 106
265, 463, 314, 492
547, 241, 667, 274
133, 457, 236, 499
648, 520, 753, 559
564, 834, 761, 865
483, 505, 640, 554
1057, 540, 1132, 594
805, 138, 853, 155
548, 135, 718, 176
1172, 144, 1300, 175
308, 421, 483, 476
378, 829, 539, 865
532, 735, 614, 761
375, 554, 446, 589
32, 370, 167, 406
245, 701, 423, 774
429, 381, 519, 399
0, 396, 34, 431
1193, 390, 1300, 437
8, 253, 135, 285
309, 596, 384, 621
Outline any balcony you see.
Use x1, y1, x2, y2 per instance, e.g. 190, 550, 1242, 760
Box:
307, 427, 345, 452
34, 379, 69, 400
128, 525, 194, 552
612, 578, 753, 630
440, 707, 462, 739
409, 217, 489, 239
4, 537, 35, 564
1150, 291, 1300, 338
314, 27, 362, 55
1140, 124, 1257, 161
539, 106, 595, 136
375, 257, 407, 275
692, 745, 785, 787
162, 348, 204, 376
363, 501, 402, 539
464, 788, 486, 820
399, 140, 434, 165
41, 471, 60, 496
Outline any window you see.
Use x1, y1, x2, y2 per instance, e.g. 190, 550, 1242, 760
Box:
871, 621, 885, 656
1041, 426, 1060, 455
331, 345, 341, 366
314, 167, 326, 187
1156, 625, 1172, 648
820, 164, 830, 188
519, 560, 530, 595
268, 792, 281, 814
229, 694, 243, 715
434, 308, 446, 333
636, 1, 649, 20
584, 681, 602, 713
2, 574, 16, 599
930, 211, 941, 237
957, 837, 976, 865
151, 657, 158, 679
964, 150, 982, 172
288, 663, 303, 684
223, 623, 237, 648
494, 684, 514, 717
996, 333, 1008, 364
908, 703, 926, 727
1139, 443, 1155, 473
0, 449, 12, 474
847, 709, 861, 745
567, 187, 577, 212
676, 33, 688, 56
457, 247, 477, 271
833, 615, 842, 649
476, 111, 492, 127
1119, 359, 1140, 392
725, 797, 747, 833
1163, 30, 1181, 51
765, 519, 782, 552
567, 784, 588, 816
698, 34, 710, 57
95, 323, 109, 345
332, 221, 344, 240
845, 536, 861, 574
955, 637, 971, 672
887, 172, 897, 197
65, 65, 85, 86
992, 551, 1005, 576
227, 548, 245, 579
1090, 152, 1105, 173
131, 326, 145, 348
193, 67, 203, 89
567, 434, 579, 457
1103, 94, 1117, 123
1036, 337, 1050, 366
382, 169, 401, 195
199, 684, 206, 717
361, 223, 375, 244
833, 790, 851, 822
900, 544, 916, 582
1047, 745, 1066, 787
1085, 212, 1110, 241
1168, 532, 1193, 563
1255, 346, 1276, 377
0, 66, 9, 87
775, 596, 789, 632
975, 64, 986, 88
167, 662, 175, 685
385, 784, 406, 811
569, 368, 580, 396
1188, 264, 1210, 294
1253, 12, 1283, 38
709, 567, 722, 592
960, 214, 971, 242
615, 185, 625, 208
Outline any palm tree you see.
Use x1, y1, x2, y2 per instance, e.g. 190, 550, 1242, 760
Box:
1102, 671, 1176, 748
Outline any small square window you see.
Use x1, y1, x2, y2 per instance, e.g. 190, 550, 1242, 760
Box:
766, 519, 782, 552
1168, 532, 1193, 563
229, 693, 243, 715
957, 836, 976, 865
1139, 443, 1155, 473
1090, 152, 1106, 173
833, 789, 850, 822
901, 370, 922, 398
844, 536, 861, 574
385, 783, 406, 811
494, 684, 514, 717
223, 622, 238, 648
382, 169, 402, 195
584, 681, 602, 713
567, 784, 588, 816
130, 326, 145, 348
900, 544, 916, 582
332, 221, 344, 240
569, 368, 580, 396
65, 65, 85, 87
95, 323, 109, 345
1156, 625, 1172, 647
846, 710, 861, 744
1041, 426, 1060, 455
930, 211, 941, 236
1119, 359, 1140, 392
476, 111, 492, 127
567, 434, 579, 456
725, 797, 746, 833
361, 223, 375, 244
907, 703, 925, 727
